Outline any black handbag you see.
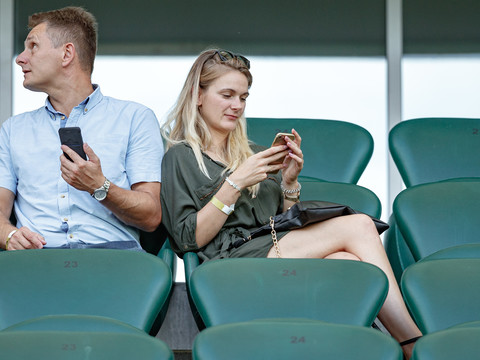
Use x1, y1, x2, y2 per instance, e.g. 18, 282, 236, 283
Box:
232, 200, 389, 249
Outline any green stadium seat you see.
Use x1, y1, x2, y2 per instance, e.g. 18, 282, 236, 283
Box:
411, 326, 480, 360
247, 118, 373, 183
0, 330, 173, 359
0, 249, 172, 333
401, 258, 480, 334
189, 258, 388, 327
386, 118, 480, 282
193, 319, 402, 360
393, 180, 480, 261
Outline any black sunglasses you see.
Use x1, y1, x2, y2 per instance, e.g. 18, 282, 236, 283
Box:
215, 50, 250, 69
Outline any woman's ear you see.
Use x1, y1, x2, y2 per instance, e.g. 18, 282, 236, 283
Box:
197, 87, 203, 107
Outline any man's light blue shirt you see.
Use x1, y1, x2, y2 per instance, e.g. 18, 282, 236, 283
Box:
0, 86, 163, 248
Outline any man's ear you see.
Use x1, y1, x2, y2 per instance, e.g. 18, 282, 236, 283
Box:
62, 43, 75, 67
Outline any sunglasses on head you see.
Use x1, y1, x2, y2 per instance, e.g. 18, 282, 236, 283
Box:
215, 50, 250, 69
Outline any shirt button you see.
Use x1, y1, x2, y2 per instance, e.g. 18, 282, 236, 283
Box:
63, 218, 68, 222
69, 234, 74, 239
84, 108, 88, 112
61, 116, 65, 120
60, 195, 65, 198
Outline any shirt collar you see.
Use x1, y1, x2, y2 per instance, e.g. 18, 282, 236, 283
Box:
44, 84, 103, 117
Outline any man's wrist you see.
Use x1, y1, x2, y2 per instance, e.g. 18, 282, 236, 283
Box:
5, 229, 17, 250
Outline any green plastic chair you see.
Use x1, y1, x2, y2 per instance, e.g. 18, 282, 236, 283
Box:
393, 180, 480, 261
2, 314, 146, 334
189, 258, 388, 328
389, 118, 480, 188
420, 244, 480, 262
411, 326, 480, 360
183, 179, 384, 328
193, 319, 402, 360
300, 178, 382, 218
0, 249, 172, 333
247, 118, 373, 183
0, 330, 173, 360
386, 118, 480, 281
401, 258, 480, 334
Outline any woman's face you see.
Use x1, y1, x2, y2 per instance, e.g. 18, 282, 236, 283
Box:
198, 69, 249, 138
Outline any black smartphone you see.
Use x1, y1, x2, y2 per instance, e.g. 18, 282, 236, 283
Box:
58, 127, 87, 161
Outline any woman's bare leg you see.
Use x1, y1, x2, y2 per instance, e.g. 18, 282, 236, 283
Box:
267, 214, 422, 358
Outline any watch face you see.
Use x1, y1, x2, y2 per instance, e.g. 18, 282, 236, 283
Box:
94, 189, 107, 201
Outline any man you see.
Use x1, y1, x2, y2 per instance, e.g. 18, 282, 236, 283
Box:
0, 7, 163, 250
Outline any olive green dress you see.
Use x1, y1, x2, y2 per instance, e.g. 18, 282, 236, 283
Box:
161, 143, 289, 261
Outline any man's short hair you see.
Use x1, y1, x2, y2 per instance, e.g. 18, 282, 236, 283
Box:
29, 6, 98, 75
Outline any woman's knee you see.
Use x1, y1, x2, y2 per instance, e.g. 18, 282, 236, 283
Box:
325, 251, 361, 261
349, 214, 379, 236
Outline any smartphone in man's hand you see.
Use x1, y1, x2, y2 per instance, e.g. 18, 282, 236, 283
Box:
58, 127, 87, 161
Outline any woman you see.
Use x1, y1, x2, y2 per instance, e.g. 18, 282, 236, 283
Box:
161, 49, 421, 358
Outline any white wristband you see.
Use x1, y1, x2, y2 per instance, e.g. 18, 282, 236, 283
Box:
225, 177, 241, 192
5, 229, 17, 250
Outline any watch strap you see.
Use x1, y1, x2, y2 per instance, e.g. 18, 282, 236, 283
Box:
92, 178, 111, 200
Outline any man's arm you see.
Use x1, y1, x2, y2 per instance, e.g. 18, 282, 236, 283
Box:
60, 144, 162, 232
0, 188, 46, 250
0, 188, 16, 249
99, 181, 162, 232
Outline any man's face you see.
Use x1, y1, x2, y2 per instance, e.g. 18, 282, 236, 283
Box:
15, 22, 64, 93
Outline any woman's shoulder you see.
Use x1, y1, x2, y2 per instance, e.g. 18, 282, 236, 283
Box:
164, 142, 193, 159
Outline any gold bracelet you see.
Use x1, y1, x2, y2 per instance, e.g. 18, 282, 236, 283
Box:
5, 229, 17, 250
284, 194, 300, 203
281, 182, 302, 195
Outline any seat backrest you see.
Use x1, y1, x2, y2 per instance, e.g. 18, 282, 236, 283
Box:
3, 314, 145, 334
193, 319, 402, 360
0, 331, 173, 360
393, 180, 480, 261
189, 258, 388, 327
247, 118, 373, 183
421, 244, 480, 262
300, 178, 382, 218
0, 249, 172, 332
389, 118, 480, 187
401, 258, 480, 334
411, 327, 480, 360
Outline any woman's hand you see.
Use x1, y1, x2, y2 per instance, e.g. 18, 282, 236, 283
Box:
281, 128, 303, 186
228, 145, 290, 189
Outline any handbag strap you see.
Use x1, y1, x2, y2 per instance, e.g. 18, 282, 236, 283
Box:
270, 216, 282, 258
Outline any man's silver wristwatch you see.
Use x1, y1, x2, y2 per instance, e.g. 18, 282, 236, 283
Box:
92, 178, 111, 201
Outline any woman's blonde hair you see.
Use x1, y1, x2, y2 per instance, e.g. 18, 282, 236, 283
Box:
162, 49, 255, 188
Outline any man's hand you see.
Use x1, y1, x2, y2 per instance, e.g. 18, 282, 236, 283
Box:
6, 227, 46, 250
60, 143, 105, 193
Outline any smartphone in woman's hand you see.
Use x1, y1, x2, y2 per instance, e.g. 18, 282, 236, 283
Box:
269, 132, 295, 173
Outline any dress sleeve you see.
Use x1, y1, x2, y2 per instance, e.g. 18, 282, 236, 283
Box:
160, 145, 202, 254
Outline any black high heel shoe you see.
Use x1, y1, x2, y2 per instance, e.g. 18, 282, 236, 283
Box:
400, 336, 422, 360
400, 336, 422, 346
